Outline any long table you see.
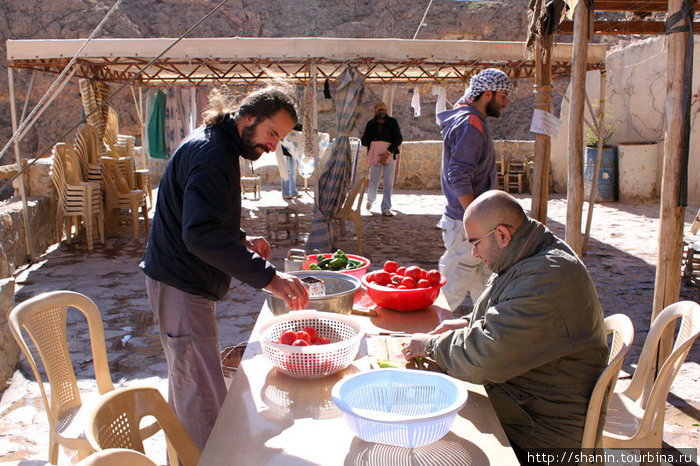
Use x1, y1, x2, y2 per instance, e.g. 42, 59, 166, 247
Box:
200, 298, 518, 465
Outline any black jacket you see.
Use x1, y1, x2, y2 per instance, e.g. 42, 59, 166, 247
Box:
141, 114, 275, 301
360, 115, 403, 154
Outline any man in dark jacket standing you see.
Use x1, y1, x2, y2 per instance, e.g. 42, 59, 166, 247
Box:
361, 101, 403, 216
141, 86, 309, 449
403, 190, 608, 463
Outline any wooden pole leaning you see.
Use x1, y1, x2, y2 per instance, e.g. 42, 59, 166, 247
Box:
582, 70, 607, 255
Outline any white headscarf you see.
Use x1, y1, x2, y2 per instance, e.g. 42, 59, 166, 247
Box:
455, 68, 513, 107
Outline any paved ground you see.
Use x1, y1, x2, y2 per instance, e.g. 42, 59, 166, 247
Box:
0, 185, 698, 464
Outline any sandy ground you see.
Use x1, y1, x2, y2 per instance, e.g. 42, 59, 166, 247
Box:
0, 186, 698, 464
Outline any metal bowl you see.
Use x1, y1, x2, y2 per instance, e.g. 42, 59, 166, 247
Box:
264, 270, 361, 315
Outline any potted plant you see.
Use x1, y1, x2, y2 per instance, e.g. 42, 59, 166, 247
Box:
583, 108, 618, 202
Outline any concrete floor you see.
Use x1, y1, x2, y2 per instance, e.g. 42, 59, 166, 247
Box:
0, 186, 698, 464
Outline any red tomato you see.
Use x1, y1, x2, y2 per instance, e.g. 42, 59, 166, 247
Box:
383, 260, 399, 273
426, 269, 442, 286
292, 339, 310, 346
391, 274, 403, 284
302, 326, 318, 343
316, 336, 330, 345
397, 285, 407, 289
279, 329, 297, 345
405, 266, 423, 281
396, 266, 406, 276
401, 276, 417, 289
417, 279, 431, 288
386, 283, 397, 288
296, 331, 311, 343
420, 269, 428, 280
374, 271, 391, 286
365, 272, 376, 283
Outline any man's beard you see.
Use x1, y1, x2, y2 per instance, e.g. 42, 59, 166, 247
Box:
485, 95, 502, 118
240, 120, 267, 160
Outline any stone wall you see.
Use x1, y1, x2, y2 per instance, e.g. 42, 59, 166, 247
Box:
253, 139, 535, 191
0, 278, 18, 391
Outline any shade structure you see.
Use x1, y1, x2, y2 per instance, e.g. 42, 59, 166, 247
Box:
307, 66, 365, 252
6, 37, 608, 85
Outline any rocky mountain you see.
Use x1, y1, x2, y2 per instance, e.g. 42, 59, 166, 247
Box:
1, 0, 550, 166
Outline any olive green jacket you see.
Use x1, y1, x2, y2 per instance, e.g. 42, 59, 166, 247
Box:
425, 218, 608, 449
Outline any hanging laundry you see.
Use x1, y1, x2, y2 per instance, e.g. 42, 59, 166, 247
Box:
147, 90, 167, 159
165, 87, 195, 158
323, 79, 332, 99
411, 87, 421, 117
432, 86, 447, 125
382, 85, 396, 116
195, 88, 209, 127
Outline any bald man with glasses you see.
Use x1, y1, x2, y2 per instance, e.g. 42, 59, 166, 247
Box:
404, 190, 608, 461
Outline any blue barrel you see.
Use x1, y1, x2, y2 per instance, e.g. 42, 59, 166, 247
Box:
584, 146, 618, 202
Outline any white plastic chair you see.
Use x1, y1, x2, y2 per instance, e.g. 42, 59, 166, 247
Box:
8, 291, 116, 463
86, 386, 201, 466
602, 301, 700, 449
580, 313, 634, 449
78, 448, 157, 466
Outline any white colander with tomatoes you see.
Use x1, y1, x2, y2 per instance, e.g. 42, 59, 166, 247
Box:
361, 261, 447, 312
257, 310, 364, 378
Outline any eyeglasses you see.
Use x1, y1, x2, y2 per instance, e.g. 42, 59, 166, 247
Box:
468, 228, 496, 248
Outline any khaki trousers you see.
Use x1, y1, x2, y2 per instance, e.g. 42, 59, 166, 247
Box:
145, 276, 227, 451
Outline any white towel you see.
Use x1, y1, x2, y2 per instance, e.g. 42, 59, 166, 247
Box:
411, 88, 421, 117
432, 86, 447, 125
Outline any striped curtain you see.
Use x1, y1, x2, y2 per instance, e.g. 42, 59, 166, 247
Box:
306, 66, 365, 252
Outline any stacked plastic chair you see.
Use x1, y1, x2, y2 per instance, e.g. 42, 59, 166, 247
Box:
100, 156, 149, 239
50, 143, 104, 250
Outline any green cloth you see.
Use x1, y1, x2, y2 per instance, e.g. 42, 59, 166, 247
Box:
147, 90, 167, 159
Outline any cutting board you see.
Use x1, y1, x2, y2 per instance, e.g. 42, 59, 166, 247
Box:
366, 335, 409, 367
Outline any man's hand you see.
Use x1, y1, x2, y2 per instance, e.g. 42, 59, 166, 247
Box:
243, 236, 271, 260
429, 318, 470, 335
264, 272, 309, 310
401, 333, 430, 361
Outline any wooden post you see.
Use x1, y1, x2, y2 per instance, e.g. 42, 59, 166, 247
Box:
531, 34, 553, 223
7, 67, 34, 261
582, 70, 606, 255
565, 1, 590, 256
652, 0, 689, 363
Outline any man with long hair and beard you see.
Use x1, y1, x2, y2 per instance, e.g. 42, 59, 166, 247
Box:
437, 68, 512, 315
141, 86, 310, 449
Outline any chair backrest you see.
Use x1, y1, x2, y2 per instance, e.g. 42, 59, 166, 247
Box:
54, 143, 83, 184
78, 448, 157, 466
622, 301, 700, 435
580, 313, 634, 448
8, 291, 115, 431
86, 386, 201, 466
101, 156, 131, 196
76, 124, 103, 167
337, 173, 368, 219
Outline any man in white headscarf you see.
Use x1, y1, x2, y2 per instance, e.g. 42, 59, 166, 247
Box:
437, 68, 513, 312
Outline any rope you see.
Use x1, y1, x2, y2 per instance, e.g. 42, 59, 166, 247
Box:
666, 0, 693, 207
1, 0, 230, 193
0, 0, 124, 162
412, 0, 434, 40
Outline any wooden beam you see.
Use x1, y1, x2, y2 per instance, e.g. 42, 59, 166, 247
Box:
566, 1, 590, 256
592, 1, 693, 11
531, 34, 553, 224
559, 20, 700, 35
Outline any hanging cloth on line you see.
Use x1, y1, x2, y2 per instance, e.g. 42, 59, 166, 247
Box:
147, 90, 167, 159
